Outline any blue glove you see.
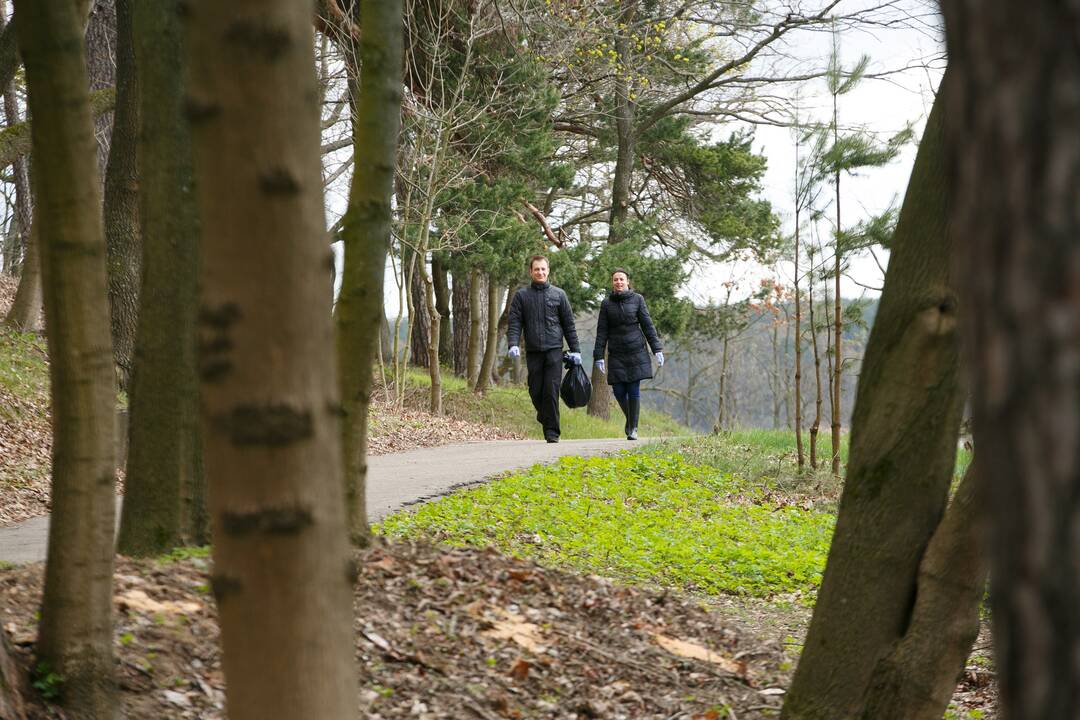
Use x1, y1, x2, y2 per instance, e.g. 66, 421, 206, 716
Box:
568, 352, 582, 365
508, 346, 520, 359
655, 352, 664, 367
595, 359, 606, 374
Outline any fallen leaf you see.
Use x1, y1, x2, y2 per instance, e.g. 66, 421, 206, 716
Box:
117, 589, 201, 616
650, 633, 742, 674
508, 657, 531, 680
482, 609, 545, 652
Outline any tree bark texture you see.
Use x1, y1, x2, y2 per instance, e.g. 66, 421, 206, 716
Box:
942, 4, 1080, 716
408, 248, 430, 368
467, 267, 483, 385
451, 266, 469, 376
782, 82, 964, 720
185, 1, 358, 717
16, 0, 118, 714
1, 77, 36, 330
117, 0, 206, 556
4, 222, 40, 331
84, 0, 115, 185
432, 254, 452, 365
101, 0, 138, 392
859, 462, 986, 720
336, 0, 403, 546
1, 49, 29, 279
474, 275, 501, 393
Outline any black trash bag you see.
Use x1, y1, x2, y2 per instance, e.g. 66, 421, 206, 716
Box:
560, 353, 592, 408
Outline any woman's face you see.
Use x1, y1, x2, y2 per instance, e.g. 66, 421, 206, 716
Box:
612, 272, 629, 292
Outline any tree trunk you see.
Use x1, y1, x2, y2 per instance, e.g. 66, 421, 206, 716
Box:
4, 222, 41, 331
492, 281, 516, 384
117, 0, 206, 556
85, 0, 115, 185
808, 281, 821, 469
607, 0, 637, 232
451, 266, 469, 376
432, 254, 452, 366
474, 274, 501, 394
713, 334, 731, 434
101, 0, 138, 392
794, 204, 804, 469
424, 266, 441, 414
408, 248, 429, 368
943, 4, 1080, 714
0, 628, 26, 719
831, 96, 843, 479
859, 462, 986, 720
336, 0, 402, 546
782, 80, 963, 720
467, 266, 482, 385
1, 49, 29, 280
185, 1, 358, 717
16, 0, 118, 714
771, 322, 781, 429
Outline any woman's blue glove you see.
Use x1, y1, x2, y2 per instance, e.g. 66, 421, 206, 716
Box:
656, 352, 665, 367
508, 346, 520, 359
595, 359, 606, 374
568, 352, 582, 365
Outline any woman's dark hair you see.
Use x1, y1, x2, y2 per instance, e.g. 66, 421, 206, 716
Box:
611, 267, 631, 280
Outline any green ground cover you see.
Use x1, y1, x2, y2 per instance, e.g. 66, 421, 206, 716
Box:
379, 439, 835, 600
0, 326, 48, 423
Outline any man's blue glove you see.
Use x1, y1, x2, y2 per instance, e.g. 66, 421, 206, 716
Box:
656, 352, 665, 367
568, 352, 582, 365
508, 346, 520, 359
595, 359, 606, 374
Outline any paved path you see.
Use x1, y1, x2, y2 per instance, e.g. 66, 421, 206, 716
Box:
0, 438, 637, 564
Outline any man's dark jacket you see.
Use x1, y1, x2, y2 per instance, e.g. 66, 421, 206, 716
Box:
506, 281, 581, 353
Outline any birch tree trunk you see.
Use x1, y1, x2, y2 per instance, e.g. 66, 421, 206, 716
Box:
16, 0, 118, 713
185, 1, 357, 717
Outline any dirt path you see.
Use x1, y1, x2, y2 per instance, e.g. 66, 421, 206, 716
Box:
0, 438, 635, 564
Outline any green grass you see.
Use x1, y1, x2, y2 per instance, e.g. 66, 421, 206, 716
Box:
401, 368, 687, 440
0, 325, 49, 422
378, 448, 834, 599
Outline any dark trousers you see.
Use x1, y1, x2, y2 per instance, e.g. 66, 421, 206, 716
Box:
526, 348, 563, 439
611, 381, 641, 402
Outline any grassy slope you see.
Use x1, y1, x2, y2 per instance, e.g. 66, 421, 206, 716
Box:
0, 326, 51, 493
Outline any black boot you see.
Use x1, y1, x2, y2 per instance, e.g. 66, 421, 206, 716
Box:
616, 397, 630, 435
626, 397, 640, 440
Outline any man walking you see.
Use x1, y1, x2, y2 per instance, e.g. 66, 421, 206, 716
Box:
507, 255, 581, 443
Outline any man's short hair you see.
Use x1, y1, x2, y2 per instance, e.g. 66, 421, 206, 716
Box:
529, 254, 549, 269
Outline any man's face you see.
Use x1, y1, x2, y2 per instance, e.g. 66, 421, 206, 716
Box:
531, 260, 549, 284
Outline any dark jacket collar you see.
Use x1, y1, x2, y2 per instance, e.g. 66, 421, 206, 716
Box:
610, 289, 633, 301
531, 281, 550, 290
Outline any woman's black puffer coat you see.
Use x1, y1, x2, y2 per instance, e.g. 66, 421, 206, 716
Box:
593, 290, 663, 384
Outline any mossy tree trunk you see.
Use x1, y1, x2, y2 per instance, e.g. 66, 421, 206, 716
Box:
859, 462, 986, 720
336, 0, 403, 546
101, 0, 139, 392
116, 0, 206, 556
185, 0, 357, 717
943, 2, 1080, 714
16, 0, 118, 714
782, 80, 969, 720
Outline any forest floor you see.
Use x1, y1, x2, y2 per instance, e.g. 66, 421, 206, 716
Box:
0, 279, 996, 718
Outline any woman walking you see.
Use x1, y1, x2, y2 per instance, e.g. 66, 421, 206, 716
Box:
593, 268, 664, 440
